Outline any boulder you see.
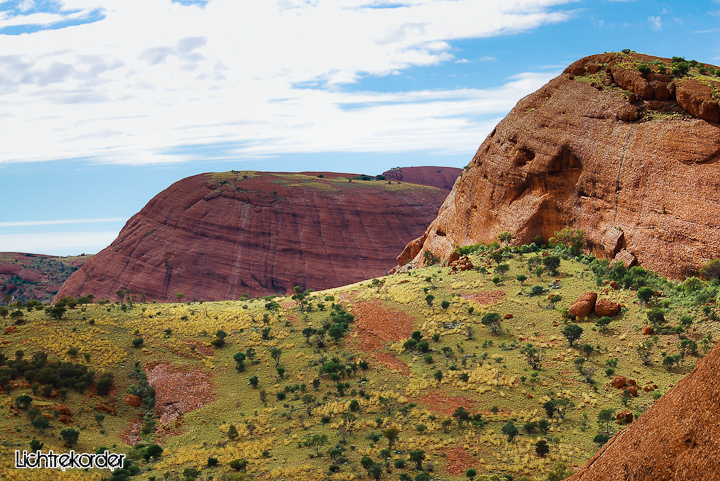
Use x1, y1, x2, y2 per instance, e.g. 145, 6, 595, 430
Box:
595, 298, 620, 317
3, 326, 16, 335
124, 395, 142, 407
611, 377, 628, 389
642, 326, 654, 335
612, 250, 637, 269
616, 410, 634, 425
568, 292, 598, 318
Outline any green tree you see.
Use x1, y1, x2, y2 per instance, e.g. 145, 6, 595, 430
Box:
466, 468, 478, 480
425, 294, 434, 306
551, 228, 586, 255
32, 417, 49, 432
561, 324, 583, 347
143, 444, 163, 460
481, 312, 502, 334
303, 433, 328, 456
408, 450, 425, 470
367, 462, 384, 480
498, 231, 515, 245
60, 428, 80, 448
535, 439, 550, 457
521, 344, 542, 369
233, 352, 246, 371
542, 255, 561, 275
15, 395, 32, 410
383, 427, 400, 449
595, 316, 612, 332
501, 421, 519, 442
453, 406, 471, 426
637, 287, 654, 304
597, 409, 614, 434
270, 347, 282, 366
495, 264, 510, 277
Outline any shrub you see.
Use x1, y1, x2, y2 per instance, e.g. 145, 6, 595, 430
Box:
143, 444, 163, 460
60, 428, 80, 448
637, 63, 651, 74
441, 300, 450, 309
131, 338, 144, 348
638, 287, 654, 303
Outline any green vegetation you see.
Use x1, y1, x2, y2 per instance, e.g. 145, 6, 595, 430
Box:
0, 242, 716, 480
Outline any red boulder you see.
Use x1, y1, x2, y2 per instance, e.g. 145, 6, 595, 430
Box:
568, 292, 598, 318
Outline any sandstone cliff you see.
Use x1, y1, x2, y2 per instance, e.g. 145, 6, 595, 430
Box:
55, 171, 454, 302
398, 52, 720, 279
0, 253, 88, 303
569, 340, 720, 480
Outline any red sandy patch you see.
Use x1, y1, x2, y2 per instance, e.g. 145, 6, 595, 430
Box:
121, 419, 142, 446
415, 391, 477, 416
372, 352, 410, 375
349, 300, 414, 373
463, 290, 506, 305
443, 447, 480, 476
145, 363, 214, 428
352, 301, 415, 350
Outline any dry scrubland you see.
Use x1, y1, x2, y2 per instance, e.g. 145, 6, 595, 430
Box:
1, 243, 718, 481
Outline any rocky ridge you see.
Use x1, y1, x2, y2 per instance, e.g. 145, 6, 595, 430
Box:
55, 170, 457, 302
398, 52, 720, 279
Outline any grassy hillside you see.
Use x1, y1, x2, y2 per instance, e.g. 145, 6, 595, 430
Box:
0, 242, 718, 481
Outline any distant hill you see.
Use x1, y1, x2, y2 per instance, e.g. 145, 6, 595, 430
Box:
0, 252, 89, 303
55, 169, 460, 303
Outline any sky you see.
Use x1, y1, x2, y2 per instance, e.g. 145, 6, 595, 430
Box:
0, 0, 718, 256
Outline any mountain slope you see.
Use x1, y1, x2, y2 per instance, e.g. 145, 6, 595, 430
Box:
55, 170, 457, 303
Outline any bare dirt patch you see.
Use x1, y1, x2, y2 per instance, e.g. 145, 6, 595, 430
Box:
121, 419, 142, 446
145, 363, 214, 428
463, 289, 506, 305
415, 391, 477, 416
443, 446, 479, 476
348, 300, 414, 372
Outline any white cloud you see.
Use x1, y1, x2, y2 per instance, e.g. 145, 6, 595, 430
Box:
648, 15, 662, 30
0, 0, 574, 166
0, 231, 119, 256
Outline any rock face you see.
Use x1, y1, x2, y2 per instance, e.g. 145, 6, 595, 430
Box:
570, 341, 720, 480
0, 253, 89, 303
382, 166, 463, 191
398, 52, 720, 280
55, 170, 452, 302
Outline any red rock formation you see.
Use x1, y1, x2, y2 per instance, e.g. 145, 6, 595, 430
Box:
570, 341, 720, 480
594, 298, 620, 317
382, 166, 463, 191
55, 171, 450, 303
398, 52, 720, 280
568, 292, 598, 318
0, 253, 88, 303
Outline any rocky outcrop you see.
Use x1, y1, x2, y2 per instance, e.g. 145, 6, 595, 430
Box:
55, 171, 451, 302
570, 341, 720, 480
398, 52, 720, 280
568, 292, 598, 318
0, 253, 89, 303
382, 166, 463, 191
594, 298, 620, 317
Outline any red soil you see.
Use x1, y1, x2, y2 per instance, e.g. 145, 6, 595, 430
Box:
349, 300, 414, 372
443, 447, 480, 476
462, 290, 506, 305
415, 391, 477, 416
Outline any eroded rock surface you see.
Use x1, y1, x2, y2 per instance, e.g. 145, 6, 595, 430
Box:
145, 363, 213, 427
398, 52, 720, 280
56, 170, 453, 302
0, 253, 88, 303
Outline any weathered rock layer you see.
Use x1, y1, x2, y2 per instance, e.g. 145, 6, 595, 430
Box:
399, 52, 720, 279
56, 170, 455, 302
382, 166, 462, 191
569, 341, 720, 480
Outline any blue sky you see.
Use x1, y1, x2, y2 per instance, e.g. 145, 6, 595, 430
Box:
1, 0, 718, 256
